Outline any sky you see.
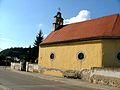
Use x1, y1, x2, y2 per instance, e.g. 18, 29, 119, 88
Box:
0, 0, 120, 50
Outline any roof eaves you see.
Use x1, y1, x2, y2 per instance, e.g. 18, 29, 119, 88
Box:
40, 36, 120, 46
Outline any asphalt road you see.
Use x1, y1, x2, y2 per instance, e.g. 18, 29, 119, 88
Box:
0, 68, 102, 90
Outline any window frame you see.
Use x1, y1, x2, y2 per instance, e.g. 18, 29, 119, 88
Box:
77, 52, 85, 61
50, 52, 55, 60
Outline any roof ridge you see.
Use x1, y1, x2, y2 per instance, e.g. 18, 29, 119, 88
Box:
111, 14, 119, 34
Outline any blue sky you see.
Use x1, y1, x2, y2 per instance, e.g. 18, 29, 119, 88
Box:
0, 0, 120, 50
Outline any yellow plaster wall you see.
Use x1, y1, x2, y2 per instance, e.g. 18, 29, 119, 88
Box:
102, 40, 120, 67
38, 40, 103, 71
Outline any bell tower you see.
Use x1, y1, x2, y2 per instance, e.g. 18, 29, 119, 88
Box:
52, 9, 64, 31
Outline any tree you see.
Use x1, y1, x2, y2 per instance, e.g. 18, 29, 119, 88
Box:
34, 30, 43, 47
31, 30, 43, 63
0, 54, 6, 65
0, 54, 6, 61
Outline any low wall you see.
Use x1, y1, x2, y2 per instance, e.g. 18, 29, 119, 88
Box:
11, 62, 63, 76
91, 67, 120, 78
26, 64, 63, 76
63, 68, 120, 87
90, 68, 120, 87
11, 62, 21, 70
26, 63, 39, 72
11, 62, 40, 72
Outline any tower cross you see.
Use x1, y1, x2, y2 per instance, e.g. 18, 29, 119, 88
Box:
58, 7, 61, 12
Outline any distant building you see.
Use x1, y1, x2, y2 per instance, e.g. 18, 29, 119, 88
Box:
38, 12, 120, 76
13, 57, 20, 62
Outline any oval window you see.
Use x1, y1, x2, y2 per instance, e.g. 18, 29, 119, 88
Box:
78, 52, 84, 60
117, 52, 120, 61
50, 53, 55, 60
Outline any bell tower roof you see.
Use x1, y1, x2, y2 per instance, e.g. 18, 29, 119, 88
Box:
52, 9, 64, 31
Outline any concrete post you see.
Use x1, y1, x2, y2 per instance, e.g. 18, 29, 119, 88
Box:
20, 62, 22, 71
26, 62, 29, 72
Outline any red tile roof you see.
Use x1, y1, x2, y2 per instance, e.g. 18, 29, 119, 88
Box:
41, 14, 120, 45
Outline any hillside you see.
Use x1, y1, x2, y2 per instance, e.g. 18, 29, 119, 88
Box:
0, 47, 38, 63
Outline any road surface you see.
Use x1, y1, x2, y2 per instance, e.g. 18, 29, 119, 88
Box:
0, 67, 117, 90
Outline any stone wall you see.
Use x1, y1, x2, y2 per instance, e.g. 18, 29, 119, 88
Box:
91, 67, 120, 78
63, 68, 120, 87
90, 75, 120, 87
89, 67, 120, 88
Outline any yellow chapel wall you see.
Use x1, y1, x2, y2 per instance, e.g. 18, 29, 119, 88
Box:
38, 40, 103, 71
102, 39, 120, 67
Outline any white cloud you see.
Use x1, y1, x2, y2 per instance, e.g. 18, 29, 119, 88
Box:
35, 23, 43, 34
38, 23, 43, 28
64, 10, 91, 25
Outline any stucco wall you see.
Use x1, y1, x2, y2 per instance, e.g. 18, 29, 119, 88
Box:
38, 40, 102, 71
102, 40, 120, 67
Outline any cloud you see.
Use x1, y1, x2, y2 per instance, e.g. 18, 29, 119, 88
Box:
64, 10, 91, 25
38, 23, 43, 28
0, 37, 14, 42
35, 23, 43, 34
36, 24, 47, 39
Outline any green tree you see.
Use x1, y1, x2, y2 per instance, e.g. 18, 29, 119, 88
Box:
34, 30, 43, 47
0, 54, 6, 65
0, 54, 6, 60
31, 30, 43, 63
